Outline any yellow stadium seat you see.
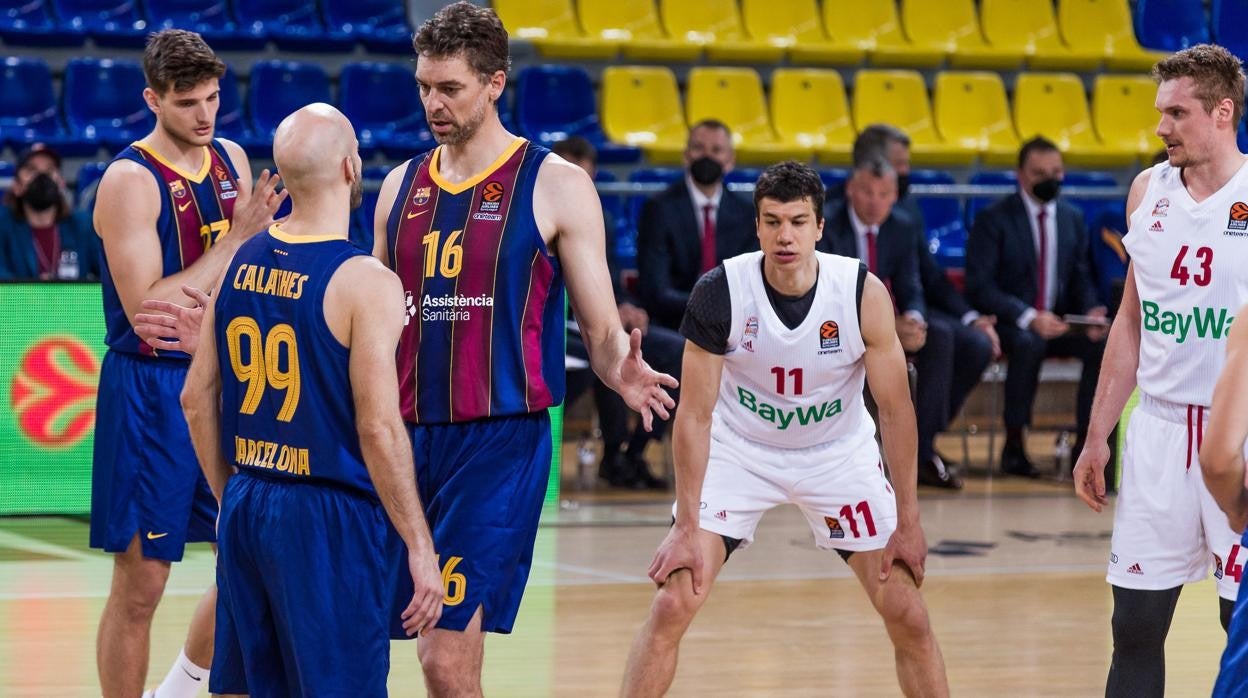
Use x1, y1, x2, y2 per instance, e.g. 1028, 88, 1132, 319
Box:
576, 0, 702, 61
600, 66, 687, 165
661, 0, 784, 63
771, 69, 855, 165
1013, 73, 1139, 168
1058, 0, 1167, 72
852, 70, 974, 166
739, 0, 864, 65
685, 67, 811, 165
823, 0, 943, 68
1094, 75, 1164, 161
933, 72, 1019, 167
899, 0, 1023, 70
979, 0, 1102, 71
492, 0, 617, 60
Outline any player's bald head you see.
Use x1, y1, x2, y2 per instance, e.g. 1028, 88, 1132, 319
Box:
272, 103, 358, 195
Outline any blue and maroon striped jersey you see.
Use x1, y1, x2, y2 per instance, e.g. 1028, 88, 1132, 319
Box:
382, 138, 565, 424
100, 140, 239, 359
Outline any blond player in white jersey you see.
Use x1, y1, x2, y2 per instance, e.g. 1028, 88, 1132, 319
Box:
1073, 44, 1248, 698
619, 161, 948, 697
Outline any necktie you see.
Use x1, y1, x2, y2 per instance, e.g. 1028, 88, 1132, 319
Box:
1035, 209, 1047, 310
866, 227, 878, 275
700, 203, 716, 273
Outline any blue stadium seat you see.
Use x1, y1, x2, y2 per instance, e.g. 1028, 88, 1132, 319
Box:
595, 169, 627, 233
1063, 170, 1121, 223
234, 0, 352, 51
54, 0, 148, 48
214, 66, 261, 151
349, 166, 391, 253
1239, 120, 1248, 154
966, 170, 1017, 229
910, 169, 966, 269
146, 0, 264, 50
1135, 0, 1209, 52
724, 168, 762, 189
248, 61, 332, 156
0, 58, 79, 154
64, 58, 155, 153
0, 0, 84, 45
819, 168, 848, 192
74, 161, 109, 211
1087, 201, 1129, 308
621, 168, 683, 268
1213, 0, 1248, 64
322, 0, 412, 53
338, 62, 433, 160
513, 66, 641, 165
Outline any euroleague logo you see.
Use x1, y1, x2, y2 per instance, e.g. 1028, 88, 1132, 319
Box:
819, 320, 840, 349
479, 181, 505, 214
1229, 202, 1248, 231
9, 337, 99, 449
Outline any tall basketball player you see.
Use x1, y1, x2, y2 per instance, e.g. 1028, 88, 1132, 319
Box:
373, 3, 677, 694
90, 29, 283, 698
619, 161, 948, 697
1072, 43, 1248, 697
180, 103, 444, 696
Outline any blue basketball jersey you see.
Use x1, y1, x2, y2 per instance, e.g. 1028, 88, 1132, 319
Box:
214, 227, 374, 496
101, 140, 240, 358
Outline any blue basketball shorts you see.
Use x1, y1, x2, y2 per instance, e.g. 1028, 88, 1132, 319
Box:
211, 472, 391, 697
390, 411, 552, 636
89, 350, 217, 561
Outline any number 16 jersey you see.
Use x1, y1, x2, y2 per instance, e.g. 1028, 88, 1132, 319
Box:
1125, 160, 1248, 406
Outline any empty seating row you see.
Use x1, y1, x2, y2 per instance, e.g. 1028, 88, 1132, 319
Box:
494, 0, 1165, 72
0, 0, 411, 52
600, 65, 1163, 168
1136, 0, 1248, 61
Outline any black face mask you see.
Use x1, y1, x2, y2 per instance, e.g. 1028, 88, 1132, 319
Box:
22, 173, 61, 212
689, 156, 724, 186
1032, 178, 1061, 203
896, 173, 911, 200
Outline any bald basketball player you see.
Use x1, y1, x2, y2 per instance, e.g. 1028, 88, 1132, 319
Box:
180, 104, 443, 696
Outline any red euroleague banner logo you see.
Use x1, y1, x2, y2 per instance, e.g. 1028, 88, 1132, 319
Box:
10, 337, 99, 448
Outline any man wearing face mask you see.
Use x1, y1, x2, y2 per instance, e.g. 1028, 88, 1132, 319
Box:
638, 119, 759, 330
0, 144, 99, 281
967, 136, 1108, 477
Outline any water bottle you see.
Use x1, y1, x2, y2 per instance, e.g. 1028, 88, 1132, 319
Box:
1055, 431, 1073, 474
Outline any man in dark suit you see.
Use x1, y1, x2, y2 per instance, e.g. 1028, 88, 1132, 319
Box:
637, 119, 758, 330
967, 136, 1109, 477
557, 137, 683, 489
852, 125, 1000, 489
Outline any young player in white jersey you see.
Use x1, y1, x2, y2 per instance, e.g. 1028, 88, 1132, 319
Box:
1073, 44, 1248, 698
619, 161, 948, 697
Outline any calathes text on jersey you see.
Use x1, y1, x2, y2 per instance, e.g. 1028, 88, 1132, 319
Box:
1141, 299, 1234, 343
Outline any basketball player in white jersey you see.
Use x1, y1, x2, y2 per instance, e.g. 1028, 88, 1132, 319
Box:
1073, 44, 1248, 697
619, 161, 948, 697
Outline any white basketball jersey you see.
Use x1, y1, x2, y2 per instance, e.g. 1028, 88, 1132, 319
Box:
1125, 160, 1248, 405
716, 251, 873, 449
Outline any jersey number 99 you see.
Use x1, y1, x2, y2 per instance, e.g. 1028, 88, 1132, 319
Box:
226, 316, 302, 422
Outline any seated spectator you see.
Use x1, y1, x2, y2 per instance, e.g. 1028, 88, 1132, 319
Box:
637, 119, 757, 330
0, 144, 99, 281
966, 136, 1108, 477
845, 125, 999, 489
556, 137, 684, 490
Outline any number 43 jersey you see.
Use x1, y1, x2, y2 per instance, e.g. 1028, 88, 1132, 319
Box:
1125, 160, 1248, 406
382, 138, 566, 425
717, 251, 875, 450
214, 226, 375, 496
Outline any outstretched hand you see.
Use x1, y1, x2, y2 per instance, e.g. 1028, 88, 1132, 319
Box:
133, 285, 210, 355
616, 328, 679, 431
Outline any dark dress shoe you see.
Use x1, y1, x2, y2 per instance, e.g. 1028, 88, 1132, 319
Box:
624, 454, 668, 490
1000, 444, 1042, 478
917, 456, 963, 490
598, 451, 634, 488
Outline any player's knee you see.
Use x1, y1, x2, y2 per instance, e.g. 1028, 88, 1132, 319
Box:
113, 574, 166, 621
1110, 601, 1165, 651
420, 645, 476, 694
649, 582, 702, 631
878, 593, 932, 643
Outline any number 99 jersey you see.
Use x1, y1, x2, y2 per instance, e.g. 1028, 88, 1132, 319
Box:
214, 226, 375, 497
1125, 160, 1248, 406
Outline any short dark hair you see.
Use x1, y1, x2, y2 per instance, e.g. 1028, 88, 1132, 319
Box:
551, 136, 597, 165
851, 154, 895, 180
1018, 136, 1061, 169
689, 118, 732, 141
852, 124, 910, 168
754, 161, 825, 222
1154, 43, 1246, 126
414, 1, 511, 80
142, 29, 225, 95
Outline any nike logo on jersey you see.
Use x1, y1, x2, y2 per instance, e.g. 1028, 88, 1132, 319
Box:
1140, 299, 1235, 344
177, 201, 193, 213
407, 209, 429, 220
736, 386, 843, 430
146, 531, 169, 540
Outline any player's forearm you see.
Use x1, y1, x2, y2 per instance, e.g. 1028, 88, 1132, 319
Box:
1084, 307, 1141, 444
181, 392, 231, 502
878, 403, 921, 525
1201, 446, 1248, 529
671, 411, 712, 529
586, 326, 631, 393
124, 235, 246, 325
359, 418, 434, 552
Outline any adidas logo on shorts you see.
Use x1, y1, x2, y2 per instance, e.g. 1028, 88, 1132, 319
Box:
1127, 563, 1143, 575
714, 510, 727, 521
1149, 220, 1164, 233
